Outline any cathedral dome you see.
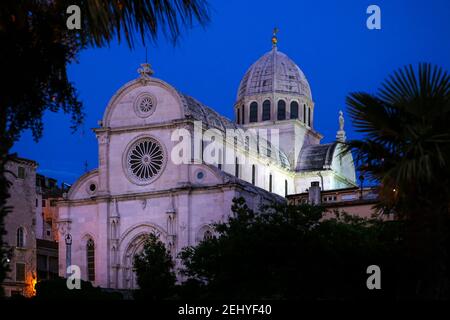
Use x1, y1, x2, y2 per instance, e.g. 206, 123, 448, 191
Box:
236, 47, 312, 102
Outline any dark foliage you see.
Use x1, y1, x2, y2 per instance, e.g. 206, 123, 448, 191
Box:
133, 233, 176, 300
178, 198, 415, 300
343, 63, 450, 298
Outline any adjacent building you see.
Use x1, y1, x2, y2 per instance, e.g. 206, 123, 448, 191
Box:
1, 157, 38, 297
1, 157, 62, 297
287, 182, 380, 219
35, 174, 62, 283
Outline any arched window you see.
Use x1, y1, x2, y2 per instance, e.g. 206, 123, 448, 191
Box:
303, 104, 306, 123
308, 107, 311, 126
285, 180, 288, 196
290, 101, 299, 119
277, 100, 286, 120
235, 157, 239, 178
237, 107, 240, 124
241, 104, 245, 124
249, 102, 258, 123
269, 174, 273, 192
262, 100, 271, 121
16, 227, 24, 247
252, 165, 256, 185
86, 239, 95, 282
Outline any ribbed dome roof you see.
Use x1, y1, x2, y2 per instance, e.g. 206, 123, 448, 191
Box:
296, 143, 337, 172
179, 92, 291, 168
237, 48, 312, 101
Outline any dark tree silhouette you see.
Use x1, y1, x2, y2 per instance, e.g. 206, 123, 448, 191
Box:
179, 198, 405, 300
133, 233, 176, 300
344, 63, 450, 298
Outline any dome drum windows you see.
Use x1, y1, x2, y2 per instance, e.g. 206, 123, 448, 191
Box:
290, 101, 299, 119
308, 107, 311, 127
277, 100, 286, 121
124, 137, 166, 185
262, 100, 271, 121
249, 102, 258, 123
303, 104, 306, 124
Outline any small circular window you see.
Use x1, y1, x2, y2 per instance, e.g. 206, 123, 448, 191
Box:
197, 171, 204, 180
86, 182, 97, 195
125, 137, 166, 185
134, 93, 156, 118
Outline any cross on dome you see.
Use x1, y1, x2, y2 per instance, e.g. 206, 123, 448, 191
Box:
272, 27, 279, 48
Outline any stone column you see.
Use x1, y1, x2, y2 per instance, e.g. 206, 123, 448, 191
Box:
109, 198, 120, 289
96, 131, 110, 196
56, 207, 71, 278
96, 200, 110, 287
176, 190, 191, 249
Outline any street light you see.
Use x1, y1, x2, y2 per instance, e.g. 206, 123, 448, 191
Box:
65, 234, 72, 277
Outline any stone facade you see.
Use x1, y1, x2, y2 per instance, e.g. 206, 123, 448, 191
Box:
1, 157, 38, 297
58, 43, 357, 289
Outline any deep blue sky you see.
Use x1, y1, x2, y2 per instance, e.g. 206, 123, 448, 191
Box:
13, 0, 450, 184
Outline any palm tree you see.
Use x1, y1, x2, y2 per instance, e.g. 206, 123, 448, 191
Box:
0, 0, 209, 296
66, 0, 210, 47
344, 63, 450, 298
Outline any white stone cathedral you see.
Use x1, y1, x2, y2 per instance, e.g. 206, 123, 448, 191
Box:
57, 35, 356, 289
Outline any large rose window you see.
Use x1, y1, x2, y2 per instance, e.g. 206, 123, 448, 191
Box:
125, 138, 165, 184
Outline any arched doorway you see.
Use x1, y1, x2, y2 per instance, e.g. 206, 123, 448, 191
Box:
119, 224, 167, 289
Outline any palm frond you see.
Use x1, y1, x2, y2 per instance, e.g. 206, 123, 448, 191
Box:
71, 0, 211, 47
345, 63, 450, 215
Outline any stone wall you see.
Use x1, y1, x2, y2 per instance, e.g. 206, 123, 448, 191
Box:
1, 158, 37, 297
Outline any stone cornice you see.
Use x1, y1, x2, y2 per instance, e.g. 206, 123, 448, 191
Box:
93, 118, 193, 135
57, 182, 260, 207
